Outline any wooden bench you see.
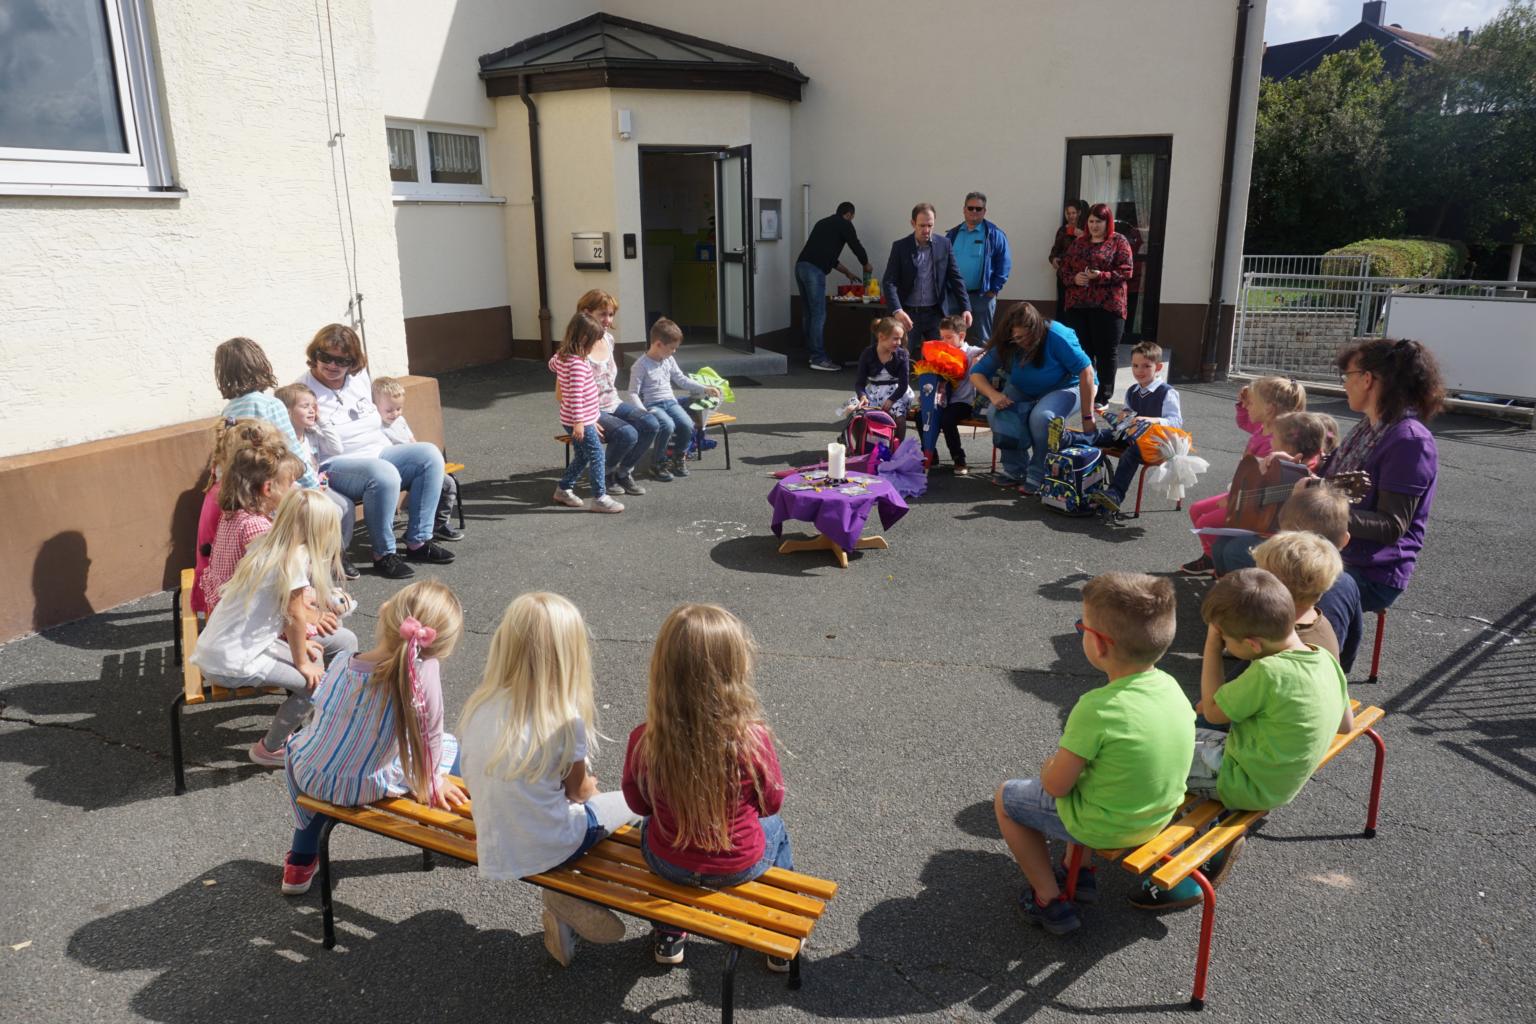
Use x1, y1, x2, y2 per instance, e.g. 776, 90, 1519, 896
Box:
1098, 445, 1184, 518
1060, 700, 1386, 1010
296, 786, 836, 1023
168, 568, 285, 795
559, 410, 738, 471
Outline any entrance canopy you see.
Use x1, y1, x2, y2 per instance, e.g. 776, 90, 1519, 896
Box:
478, 12, 808, 100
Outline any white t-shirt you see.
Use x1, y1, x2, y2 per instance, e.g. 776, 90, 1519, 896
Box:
301, 369, 390, 462
190, 547, 310, 683
460, 698, 591, 880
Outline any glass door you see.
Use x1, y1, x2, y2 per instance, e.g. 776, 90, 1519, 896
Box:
1064, 137, 1172, 343
715, 145, 754, 351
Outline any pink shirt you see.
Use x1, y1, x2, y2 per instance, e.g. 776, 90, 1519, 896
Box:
202, 509, 271, 613
549, 353, 600, 427
192, 488, 222, 615
1234, 401, 1275, 459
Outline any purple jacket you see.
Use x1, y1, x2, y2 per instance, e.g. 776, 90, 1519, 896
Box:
1334, 417, 1438, 590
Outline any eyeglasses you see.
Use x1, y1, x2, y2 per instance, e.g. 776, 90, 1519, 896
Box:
1339, 368, 1368, 385
316, 352, 354, 367
965, 205, 985, 212
1075, 619, 1115, 646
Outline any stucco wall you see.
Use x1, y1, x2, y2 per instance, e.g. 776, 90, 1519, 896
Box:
394, 203, 510, 318
0, 0, 407, 460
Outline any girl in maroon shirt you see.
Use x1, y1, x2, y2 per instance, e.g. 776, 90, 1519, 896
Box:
622, 603, 794, 969
1048, 199, 1088, 316
1059, 203, 1135, 406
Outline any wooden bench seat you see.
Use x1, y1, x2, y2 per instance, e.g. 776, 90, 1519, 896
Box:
296, 784, 836, 1023
1061, 700, 1386, 1010
559, 410, 738, 471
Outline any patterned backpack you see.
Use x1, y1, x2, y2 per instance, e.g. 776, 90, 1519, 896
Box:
1040, 444, 1109, 516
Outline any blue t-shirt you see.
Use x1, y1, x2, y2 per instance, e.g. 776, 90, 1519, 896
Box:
952, 223, 987, 292
970, 319, 1093, 400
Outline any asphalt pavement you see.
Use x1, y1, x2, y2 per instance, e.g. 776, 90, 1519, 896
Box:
3, 358, 1533, 1024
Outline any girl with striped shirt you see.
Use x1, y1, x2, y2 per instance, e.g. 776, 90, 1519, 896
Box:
279, 579, 465, 895
550, 313, 624, 513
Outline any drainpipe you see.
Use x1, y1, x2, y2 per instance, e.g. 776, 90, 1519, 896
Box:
1199, 0, 1254, 381
520, 75, 554, 358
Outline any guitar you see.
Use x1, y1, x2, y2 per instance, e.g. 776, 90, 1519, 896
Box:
1225, 455, 1370, 535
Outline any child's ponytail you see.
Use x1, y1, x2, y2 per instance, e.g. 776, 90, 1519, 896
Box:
373, 580, 464, 805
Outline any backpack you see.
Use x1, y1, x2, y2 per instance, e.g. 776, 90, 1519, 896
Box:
1040, 444, 1109, 516
844, 409, 898, 457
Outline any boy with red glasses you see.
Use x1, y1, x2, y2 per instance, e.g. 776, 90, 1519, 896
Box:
993, 572, 1194, 934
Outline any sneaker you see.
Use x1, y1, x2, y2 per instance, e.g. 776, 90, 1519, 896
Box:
766, 954, 793, 973
1202, 835, 1246, 891
606, 474, 627, 496
809, 358, 841, 372
1129, 875, 1204, 912
953, 462, 969, 476
432, 523, 465, 542
671, 457, 690, 478
649, 465, 674, 483
1055, 863, 1099, 904
552, 487, 584, 508
589, 495, 625, 513
1089, 488, 1123, 514
404, 540, 455, 564
372, 552, 415, 579
616, 471, 646, 495
654, 930, 687, 965
1016, 888, 1081, 936
1047, 415, 1066, 454
340, 557, 360, 581
1180, 555, 1216, 577
542, 909, 576, 967
249, 739, 286, 768
543, 890, 625, 944
281, 854, 318, 896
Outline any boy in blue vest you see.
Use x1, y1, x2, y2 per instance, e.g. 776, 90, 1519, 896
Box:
1046, 341, 1182, 513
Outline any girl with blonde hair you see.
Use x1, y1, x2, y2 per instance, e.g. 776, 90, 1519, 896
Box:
460, 592, 637, 966
621, 604, 793, 970
280, 579, 465, 895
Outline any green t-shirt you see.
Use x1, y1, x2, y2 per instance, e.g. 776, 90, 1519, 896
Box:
1057, 668, 1195, 849
1213, 646, 1350, 811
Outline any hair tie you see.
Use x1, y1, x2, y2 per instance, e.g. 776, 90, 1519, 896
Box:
223, 417, 238, 427
399, 616, 437, 647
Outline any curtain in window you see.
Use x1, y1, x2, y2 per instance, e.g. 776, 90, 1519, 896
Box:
1080, 155, 1121, 210
428, 131, 481, 184
387, 127, 416, 182
1129, 154, 1155, 233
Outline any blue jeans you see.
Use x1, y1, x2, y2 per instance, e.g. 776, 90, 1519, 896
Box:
647, 399, 695, 466
643, 816, 794, 938
967, 291, 996, 342
600, 402, 661, 476
559, 424, 606, 497
324, 443, 446, 557
999, 778, 1077, 843
987, 386, 1081, 487
1347, 566, 1403, 613
1212, 534, 1261, 576
1058, 425, 1143, 499
796, 260, 829, 362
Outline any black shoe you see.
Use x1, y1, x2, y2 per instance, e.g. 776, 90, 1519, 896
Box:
372, 553, 415, 579
671, 457, 691, 478
654, 931, 687, 965
341, 557, 360, 581
433, 523, 465, 542
1054, 863, 1100, 904
1180, 555, 1215, 577
404, 540, 456, 564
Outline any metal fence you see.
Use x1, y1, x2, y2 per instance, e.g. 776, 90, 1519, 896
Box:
1232, 269, 1529, 383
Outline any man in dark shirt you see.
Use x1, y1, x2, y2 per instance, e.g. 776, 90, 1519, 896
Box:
796, 201, 872, 371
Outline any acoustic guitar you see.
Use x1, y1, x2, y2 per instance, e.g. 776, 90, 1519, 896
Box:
1225, 455, 1370, 535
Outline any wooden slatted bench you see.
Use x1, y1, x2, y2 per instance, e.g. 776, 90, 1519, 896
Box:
559, 410, 738, 471
296, 785, 836, 1023
168, 568, 284, 795
1060, 700, 1386, 1010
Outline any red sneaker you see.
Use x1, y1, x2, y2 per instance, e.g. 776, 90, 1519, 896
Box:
282, 854, 318, 895
922, 450, 938, 471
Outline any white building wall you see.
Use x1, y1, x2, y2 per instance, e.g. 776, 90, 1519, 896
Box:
394, 204, 510, 318
0, 0, 406, 458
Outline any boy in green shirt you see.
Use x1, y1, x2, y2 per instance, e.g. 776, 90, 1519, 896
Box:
1135, 568, 1353, 910
994, 572, 1195, 935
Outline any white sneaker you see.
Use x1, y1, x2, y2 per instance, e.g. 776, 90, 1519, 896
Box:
552, 487, 583, 508
543, 890, 625, 943
589, 495, 625, 513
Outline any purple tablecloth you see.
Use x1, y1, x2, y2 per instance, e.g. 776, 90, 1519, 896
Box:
768, 473, 909, 553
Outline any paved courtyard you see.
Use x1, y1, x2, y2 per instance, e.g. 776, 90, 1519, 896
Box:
3, 360, 1533, 1023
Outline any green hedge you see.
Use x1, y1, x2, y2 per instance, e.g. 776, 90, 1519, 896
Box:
1322, 238, 1467, 279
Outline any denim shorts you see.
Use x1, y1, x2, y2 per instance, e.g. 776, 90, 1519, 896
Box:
558, 803, 606, 867
999, 777, 1077, 843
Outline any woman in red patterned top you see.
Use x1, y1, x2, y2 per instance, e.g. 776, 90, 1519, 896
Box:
1059, 203, 1135, 407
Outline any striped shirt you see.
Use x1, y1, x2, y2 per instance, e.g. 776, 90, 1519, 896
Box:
201, 509, 271, 612
222, 391, 320, 488
285, 654, 447, 828
549, 354, 600, 426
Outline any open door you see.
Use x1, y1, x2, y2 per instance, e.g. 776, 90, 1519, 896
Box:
715, 145, 754, 351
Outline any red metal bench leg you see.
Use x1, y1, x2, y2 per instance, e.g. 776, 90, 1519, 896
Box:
1063, 843, 1085, 901
1364, 726, 1386, 837
1188, 869, 1217, 1010
1367, 611, 1386, 683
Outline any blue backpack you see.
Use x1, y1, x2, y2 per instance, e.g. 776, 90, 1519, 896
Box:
1041, 445, 1109, 516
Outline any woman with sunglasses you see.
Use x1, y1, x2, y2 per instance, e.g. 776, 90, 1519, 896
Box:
300, 323, 454, 580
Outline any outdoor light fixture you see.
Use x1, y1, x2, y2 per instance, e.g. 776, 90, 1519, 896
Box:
617, 108, 633, 140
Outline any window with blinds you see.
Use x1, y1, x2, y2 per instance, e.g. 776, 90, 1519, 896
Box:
387, 126, 417, 183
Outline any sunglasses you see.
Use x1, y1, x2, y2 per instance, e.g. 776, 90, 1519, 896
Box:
316, 352, 354, 367
965, 205, 985, 212
1074, 619, 1115, 646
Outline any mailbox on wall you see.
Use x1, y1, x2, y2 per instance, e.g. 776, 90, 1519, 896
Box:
572, 232, 611, 271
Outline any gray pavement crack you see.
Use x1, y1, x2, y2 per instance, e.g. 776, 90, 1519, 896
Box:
0, 703, 190, 766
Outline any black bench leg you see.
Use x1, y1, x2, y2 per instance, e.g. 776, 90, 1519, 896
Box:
171, 587, 182, 667
453, 474, 465, 530
788, 949, 802, 991
723, 425, 731, 470
318, 817, 340, 949
720, 944, 741, 1024
169, 694, 187, 795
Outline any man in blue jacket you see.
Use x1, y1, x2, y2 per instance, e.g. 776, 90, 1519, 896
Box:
945, 191, 1011, 343
882, 202, 971, 349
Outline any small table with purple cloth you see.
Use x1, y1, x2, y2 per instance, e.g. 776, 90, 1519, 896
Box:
767, 472, 908, 568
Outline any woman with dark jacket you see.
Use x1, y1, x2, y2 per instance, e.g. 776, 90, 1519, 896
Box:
1048, 199, 1088, 316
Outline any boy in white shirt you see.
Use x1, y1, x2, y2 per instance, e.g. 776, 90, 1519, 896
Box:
372, 377, 463, 542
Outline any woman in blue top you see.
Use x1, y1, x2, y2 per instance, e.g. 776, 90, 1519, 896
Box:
968, 303, 1097, 494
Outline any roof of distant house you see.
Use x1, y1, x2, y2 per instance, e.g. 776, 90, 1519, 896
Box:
1262, 3, 1453, 80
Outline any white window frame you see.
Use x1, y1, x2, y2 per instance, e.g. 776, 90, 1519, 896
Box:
0, 0, 177, 196
387, 120, 491, 201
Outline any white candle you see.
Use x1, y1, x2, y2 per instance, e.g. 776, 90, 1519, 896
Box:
827, 442, 846, 480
